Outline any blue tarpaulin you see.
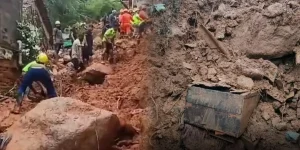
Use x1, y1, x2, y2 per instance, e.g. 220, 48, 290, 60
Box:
152, 4, 166, 13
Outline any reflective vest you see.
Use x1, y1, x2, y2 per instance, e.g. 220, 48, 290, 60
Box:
132, 13, 142, 26
102, 28, 116, 42
22, 61, 37, 73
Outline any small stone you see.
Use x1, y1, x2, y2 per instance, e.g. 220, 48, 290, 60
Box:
271, 117, 281, 126
289, 100, 298, 109
184, 43, 197, 48
263, 3, 284, 18
208, 68, 217, 76
297, 108, 300, 119
291, 120, 300, 130
183, 62, 194, 70
274, 122, 287, 131
272, 101, 282, 110
236, 75, 254, 90
262, 112, 271, 121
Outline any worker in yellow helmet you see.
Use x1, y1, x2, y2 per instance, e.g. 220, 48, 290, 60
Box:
131, 8, 142, 38
101, 26, 118, 64
13, 53, 57, 114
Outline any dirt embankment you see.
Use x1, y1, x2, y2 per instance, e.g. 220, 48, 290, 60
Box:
145, 0, 300, 150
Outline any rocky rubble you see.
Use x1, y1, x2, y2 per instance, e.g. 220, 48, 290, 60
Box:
148, 0, 300, 149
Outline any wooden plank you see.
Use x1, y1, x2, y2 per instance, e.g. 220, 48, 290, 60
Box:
295, 47, 300, 65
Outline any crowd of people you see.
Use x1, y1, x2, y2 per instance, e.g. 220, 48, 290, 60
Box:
12, 6, 150, 113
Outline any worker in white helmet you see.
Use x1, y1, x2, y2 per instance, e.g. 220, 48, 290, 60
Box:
108, 10, 119, 29
53, 20, 63, 57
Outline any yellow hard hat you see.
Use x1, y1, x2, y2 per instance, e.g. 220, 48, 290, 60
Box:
36, 52, 49, 64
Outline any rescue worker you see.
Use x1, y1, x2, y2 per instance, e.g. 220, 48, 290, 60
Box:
21, 59, 47, 101
53, 21, 64, 56
120, 9, 133, 36
71, 33, 85, 72
82, 24, 94, 64
138, 6, 150, 37
108, 10, 119, 29
131, 8, 142, 38
13, 53, 57, 114
119, 9, 125, 34
101, 26, 118, 64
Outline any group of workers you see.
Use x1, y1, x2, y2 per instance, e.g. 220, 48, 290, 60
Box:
53, 20, 94, 72
12, 6, 150, 113
101, 6, 150, 63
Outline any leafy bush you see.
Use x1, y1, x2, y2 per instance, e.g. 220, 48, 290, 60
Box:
17, 21, 42, 65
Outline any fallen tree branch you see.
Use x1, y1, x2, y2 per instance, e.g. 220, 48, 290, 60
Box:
150, 94, 159, 122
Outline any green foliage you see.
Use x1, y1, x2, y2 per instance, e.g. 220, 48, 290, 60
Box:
46, 0, 123, 27
17, 21, 42, 65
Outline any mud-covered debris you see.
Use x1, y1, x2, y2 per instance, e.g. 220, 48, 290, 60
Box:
185, 84, 259, 137
297, 107, 300, 119
184, 43, 197, 48
182, 62, 194, 70
266, 89, 286, 103
261, 112, 271, 121
207, 68, 218, 82
5, 97, 121, 150
272, 118, 287, 131
215, 25, 226, 40
263, 3, 284, 18
288, 1, 300, 9
81, 63, 113, 84
236, 58, 278, 82
294, 47, 300, 65
63, 55, 71, 62
236, 75, 254, 90
126, 49, 135, 58
285, 131, 300, 143
291, 120, 300, 131
272, 101, 282, 110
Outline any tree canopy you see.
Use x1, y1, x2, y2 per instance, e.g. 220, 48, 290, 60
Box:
45, 0, 123, 27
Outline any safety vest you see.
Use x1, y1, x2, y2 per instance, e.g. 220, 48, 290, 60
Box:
102, 28, 116, 42
22, 61, 37, 73
30, 63, 47, 69
132, 13, 142, 26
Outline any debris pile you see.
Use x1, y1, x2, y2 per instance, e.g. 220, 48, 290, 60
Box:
147, 0, 300, 149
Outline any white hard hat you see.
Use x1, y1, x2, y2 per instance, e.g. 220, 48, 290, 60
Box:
55, 21, 61, 25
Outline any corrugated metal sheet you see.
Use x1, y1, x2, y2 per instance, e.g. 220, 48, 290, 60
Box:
184, 85, 259, 138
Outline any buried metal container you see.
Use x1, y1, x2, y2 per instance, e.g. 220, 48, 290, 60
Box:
184, 82, 260, 138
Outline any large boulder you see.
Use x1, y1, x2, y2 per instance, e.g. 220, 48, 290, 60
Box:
235, 57, 278, 82
232, 12, 300, 59
81, 63, 113, 84
6, 97, 120, 150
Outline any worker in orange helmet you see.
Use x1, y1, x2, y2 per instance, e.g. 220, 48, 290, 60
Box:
120, 9, 133, 36
119, 9, 125, 34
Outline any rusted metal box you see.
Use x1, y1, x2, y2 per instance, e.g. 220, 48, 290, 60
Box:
184, 82, 260, 138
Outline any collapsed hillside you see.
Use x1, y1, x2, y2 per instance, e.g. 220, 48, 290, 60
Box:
146, 0, 300, 150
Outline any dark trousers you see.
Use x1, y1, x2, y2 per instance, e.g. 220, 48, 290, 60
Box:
71, 58, 85, 72
55, 43, 63, 54
104, 42, 113, 56
18, 68, 57, 104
